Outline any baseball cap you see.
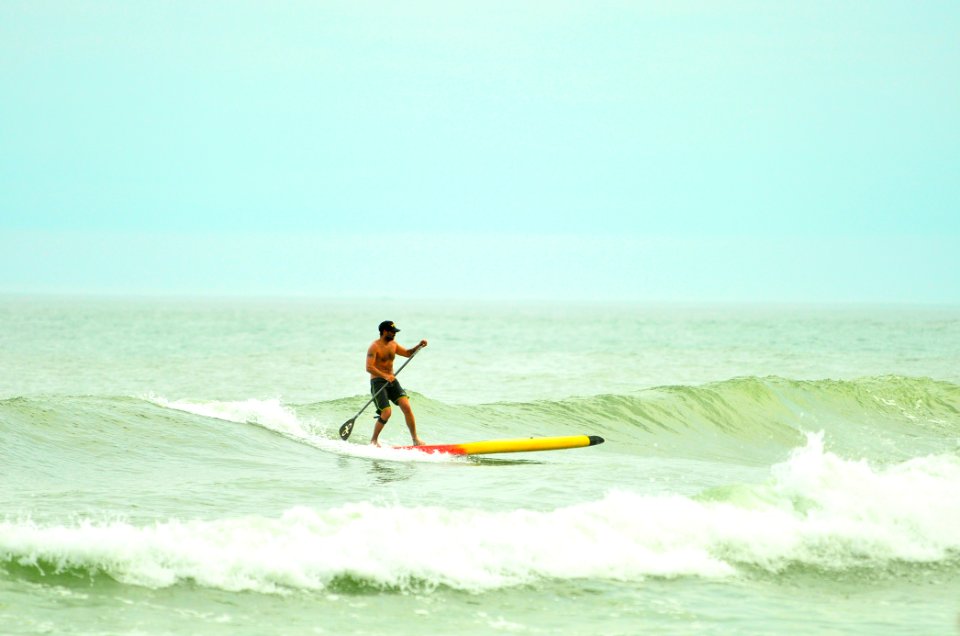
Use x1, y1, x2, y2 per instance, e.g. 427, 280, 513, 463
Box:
378, 320, 400, 333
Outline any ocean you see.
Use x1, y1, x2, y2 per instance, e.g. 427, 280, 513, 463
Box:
2, 297, 959, 635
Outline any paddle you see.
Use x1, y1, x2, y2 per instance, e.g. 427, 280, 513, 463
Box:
338, 348, 421, 441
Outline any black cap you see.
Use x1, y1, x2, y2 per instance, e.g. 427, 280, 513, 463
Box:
378, 320, 400, 333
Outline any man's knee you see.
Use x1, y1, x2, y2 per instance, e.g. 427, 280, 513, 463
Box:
379, 407, 392, 420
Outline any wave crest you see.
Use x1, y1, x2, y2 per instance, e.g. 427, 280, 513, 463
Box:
4, 433, 959, 594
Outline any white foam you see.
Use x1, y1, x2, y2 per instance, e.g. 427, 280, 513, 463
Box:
147, 395, 455, 463
149, 396, 305, 436
5, 433, 960, 593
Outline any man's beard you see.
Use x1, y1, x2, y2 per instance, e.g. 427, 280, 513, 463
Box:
385, 333, 395, 342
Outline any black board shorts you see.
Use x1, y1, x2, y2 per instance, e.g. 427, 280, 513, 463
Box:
371, 378, 408, 414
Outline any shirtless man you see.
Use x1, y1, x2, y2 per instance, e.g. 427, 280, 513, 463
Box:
367, 320, 428, 446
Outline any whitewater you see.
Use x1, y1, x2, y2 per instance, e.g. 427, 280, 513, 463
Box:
2, 297, 959, 635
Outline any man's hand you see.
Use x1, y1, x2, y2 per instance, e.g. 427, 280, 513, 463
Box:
417, 339, 428, 350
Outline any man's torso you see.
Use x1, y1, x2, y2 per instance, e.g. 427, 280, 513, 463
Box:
368, 339, 397, 378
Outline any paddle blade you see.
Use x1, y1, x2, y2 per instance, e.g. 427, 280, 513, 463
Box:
339, 418, 355, 440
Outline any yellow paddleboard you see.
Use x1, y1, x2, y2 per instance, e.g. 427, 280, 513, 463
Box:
395, 434, 604, 455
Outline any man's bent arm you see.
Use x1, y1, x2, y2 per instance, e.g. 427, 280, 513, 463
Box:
396, 340, 427, 358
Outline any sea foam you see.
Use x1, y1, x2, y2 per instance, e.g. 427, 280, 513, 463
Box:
3, 433, 959, 593
147, 395, 454, 462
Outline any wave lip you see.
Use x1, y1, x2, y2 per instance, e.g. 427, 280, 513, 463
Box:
148, 395, 314, 439
146, 395, 458, 463
4, 433, 960, 593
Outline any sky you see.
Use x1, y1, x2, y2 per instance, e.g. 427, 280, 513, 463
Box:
1, 1, 958, 302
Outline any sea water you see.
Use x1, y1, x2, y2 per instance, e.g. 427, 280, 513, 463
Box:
2, 297, 959, 635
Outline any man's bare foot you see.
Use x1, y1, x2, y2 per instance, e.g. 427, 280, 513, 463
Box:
370, 439, 381, 447
412, 437, 425, 446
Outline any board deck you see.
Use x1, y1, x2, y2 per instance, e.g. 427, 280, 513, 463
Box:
394, 434, 604, 456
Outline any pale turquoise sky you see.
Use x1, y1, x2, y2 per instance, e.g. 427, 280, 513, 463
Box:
1, 1, 958, 301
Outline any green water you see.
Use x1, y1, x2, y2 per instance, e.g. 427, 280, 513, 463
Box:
2, 297, 960, 634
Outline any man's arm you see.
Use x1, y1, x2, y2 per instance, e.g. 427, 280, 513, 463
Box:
396, 339, 428, 358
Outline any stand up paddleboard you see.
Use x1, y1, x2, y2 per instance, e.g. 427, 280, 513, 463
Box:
394, 434, 604, 456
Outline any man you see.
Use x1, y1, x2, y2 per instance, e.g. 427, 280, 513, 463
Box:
367, 320, 428, 446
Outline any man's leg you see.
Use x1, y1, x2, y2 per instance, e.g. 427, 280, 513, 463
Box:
396, 397, 423, 446
371, 406, 390, 446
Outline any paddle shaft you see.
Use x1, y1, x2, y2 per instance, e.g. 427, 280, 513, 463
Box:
339, 347, 420, 440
